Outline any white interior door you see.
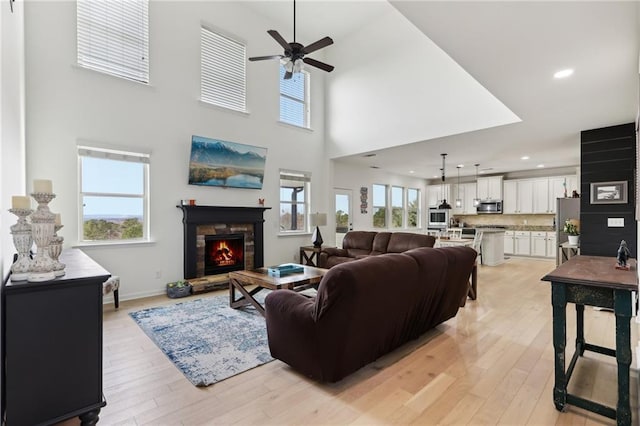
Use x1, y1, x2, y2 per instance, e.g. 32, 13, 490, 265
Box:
334, 189, 352, 248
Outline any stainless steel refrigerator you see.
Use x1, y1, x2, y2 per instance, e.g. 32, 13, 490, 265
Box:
556, 197, 580, 244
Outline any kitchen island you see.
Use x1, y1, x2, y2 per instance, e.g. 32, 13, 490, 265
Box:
476, 228, 506, 266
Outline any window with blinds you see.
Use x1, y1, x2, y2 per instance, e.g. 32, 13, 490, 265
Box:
78, 145, 150, 242
77, 0, 149, 83
279, 170, 311, 233
280, 66, 310, 128
200, 27, 247, 112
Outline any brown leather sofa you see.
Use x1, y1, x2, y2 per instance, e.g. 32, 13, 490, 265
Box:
318, 231, 436, 268
265, 246, 477, 382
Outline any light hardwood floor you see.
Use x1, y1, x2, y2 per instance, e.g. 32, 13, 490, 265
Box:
62, 257, 638, 425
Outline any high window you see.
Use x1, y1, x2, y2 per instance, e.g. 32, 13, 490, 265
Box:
279, 170, 311, 233
391, 186, 404, 228
78, 146, 149, 242
279, 66, 310, 128
372, 184, 387, 228
77, 0, 149, 83
407, 188, 420, 228
200, 27, 247, 112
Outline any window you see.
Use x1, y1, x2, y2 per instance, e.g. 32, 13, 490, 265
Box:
78, 146, 149, 242
391, 186, 404, 228
201, 27, 247, 112
407, 188, 420, 228
372, 184, 387, 228
77, 0, 149, 83
280, 66, 310, 128
279, 170, 311, 233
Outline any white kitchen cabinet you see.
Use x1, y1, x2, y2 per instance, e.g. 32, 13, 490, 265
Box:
546, 232, 557, 259
504, 230, 515, 255
476, 176, 503, 200
532, 179, 550, 213
548, 175, 578, 213
427, 185, 450, 207
504, 179, 533, 214
531, 231, 547, 256
514, 231, 531, 255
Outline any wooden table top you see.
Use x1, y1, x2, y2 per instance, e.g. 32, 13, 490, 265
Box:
229, 264, 328, 290
542, 255, 638, 291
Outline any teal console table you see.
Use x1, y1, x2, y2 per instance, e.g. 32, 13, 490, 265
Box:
542, 255, 637, 425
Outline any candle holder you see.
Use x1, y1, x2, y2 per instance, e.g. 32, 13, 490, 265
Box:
28, 192, 56, 282
9, 208, 34, 281
49, 224, 65, 277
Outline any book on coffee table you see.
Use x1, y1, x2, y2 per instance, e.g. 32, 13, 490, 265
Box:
267, 263, 304, 277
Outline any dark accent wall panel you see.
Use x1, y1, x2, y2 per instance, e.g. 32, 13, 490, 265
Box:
580, 122, 636, 258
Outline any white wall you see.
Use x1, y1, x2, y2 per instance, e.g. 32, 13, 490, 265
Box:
1, 0, 27, 279
325, 5, 519, 160
24, 1, 328, 300
332, 160, 428, 236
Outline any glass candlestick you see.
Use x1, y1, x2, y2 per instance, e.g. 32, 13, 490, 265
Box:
28, 192, 56, 282
49, 224, 65, 277
9, 208, 34, 281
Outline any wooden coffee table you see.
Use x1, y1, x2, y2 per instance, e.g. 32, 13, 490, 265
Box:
228, 265, 327, 317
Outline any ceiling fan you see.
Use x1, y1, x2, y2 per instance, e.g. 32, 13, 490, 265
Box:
249, 0, 334, 80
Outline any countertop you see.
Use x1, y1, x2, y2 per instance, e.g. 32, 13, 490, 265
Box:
458, 225, 555, 232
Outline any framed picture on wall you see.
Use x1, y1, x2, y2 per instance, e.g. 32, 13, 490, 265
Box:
589, 180, 628, 204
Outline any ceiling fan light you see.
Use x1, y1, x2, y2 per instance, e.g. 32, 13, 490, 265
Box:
293, 59, 304, 73
284, 60, 294, 73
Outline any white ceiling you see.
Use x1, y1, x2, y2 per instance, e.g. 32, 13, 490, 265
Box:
245, 1, 639, 179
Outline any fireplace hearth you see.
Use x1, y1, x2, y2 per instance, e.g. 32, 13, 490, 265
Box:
177, 205, 270, 279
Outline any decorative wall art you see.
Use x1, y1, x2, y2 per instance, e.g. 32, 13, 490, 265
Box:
360, 186, 368, 214
589, 180, 628, 204
188, 135, 267, 190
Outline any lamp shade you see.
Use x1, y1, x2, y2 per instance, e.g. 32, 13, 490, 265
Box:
310, 213, 327, 227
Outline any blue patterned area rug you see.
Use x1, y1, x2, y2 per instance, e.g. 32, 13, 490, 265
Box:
129, 292, 273, 387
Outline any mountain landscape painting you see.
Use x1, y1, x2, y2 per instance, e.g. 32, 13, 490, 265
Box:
188, 136, 267, 189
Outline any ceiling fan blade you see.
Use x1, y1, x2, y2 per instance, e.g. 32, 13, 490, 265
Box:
303, 57, 335, 73
303, 36, 333, 54
267, 30, 291, 51
284, 70, 294, 80
248, 55, 283, 62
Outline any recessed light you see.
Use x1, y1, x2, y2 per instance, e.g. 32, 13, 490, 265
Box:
370, 165, 380, 169
479, 171, 485, 174
433, 175, 438, 178
537, 164, 545, 168
554, 68, 574, 79
363, 153, 377, 158
521, 156, 530, 160
457, 164, 464, 168
409, 170, 415, 174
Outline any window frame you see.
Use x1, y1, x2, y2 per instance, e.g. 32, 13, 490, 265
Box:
407, 187, 421, 228
279, 66, 310, 128
279, 169, 311, 235
391, 186, 405, 228
200, 25, 247, 112
372, 183, 388, 229
76, 0, 150, 84
78, 145, 150, 244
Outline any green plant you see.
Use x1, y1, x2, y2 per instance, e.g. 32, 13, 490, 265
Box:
563, 220, 579, 236
167, 280, 189, 288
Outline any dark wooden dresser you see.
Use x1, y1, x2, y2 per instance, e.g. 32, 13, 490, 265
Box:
1, 248, 110, 425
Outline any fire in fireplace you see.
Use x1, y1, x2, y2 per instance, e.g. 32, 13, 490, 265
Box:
205, 234, 245, 275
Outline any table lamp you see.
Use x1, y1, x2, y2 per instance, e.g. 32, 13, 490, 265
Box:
310, 212, 327, 248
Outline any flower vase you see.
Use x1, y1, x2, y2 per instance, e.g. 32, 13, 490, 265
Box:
568, 235, 579, 245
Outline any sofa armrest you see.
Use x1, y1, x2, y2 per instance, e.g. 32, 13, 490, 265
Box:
321, 247, 348, 257
265, 290, 322, 378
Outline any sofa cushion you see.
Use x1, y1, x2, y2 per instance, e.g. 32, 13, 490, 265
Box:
370, 232, 391, 255
386, 232, 436, 253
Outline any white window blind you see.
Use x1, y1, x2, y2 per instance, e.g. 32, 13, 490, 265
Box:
77, 0, 149, 83
279, 66, 309, 127
201, 27, 247, 112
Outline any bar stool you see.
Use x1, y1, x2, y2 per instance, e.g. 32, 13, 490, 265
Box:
103, 276, 120, 309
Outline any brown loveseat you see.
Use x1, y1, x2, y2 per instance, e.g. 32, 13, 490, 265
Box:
265, 246, 477, 382
318, 231, 436, 268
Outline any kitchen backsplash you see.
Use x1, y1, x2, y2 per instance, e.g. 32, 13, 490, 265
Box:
453, 214, 555, 229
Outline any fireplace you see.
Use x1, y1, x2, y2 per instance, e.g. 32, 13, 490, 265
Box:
204, 234, 245, 275
177, 205, 270, 279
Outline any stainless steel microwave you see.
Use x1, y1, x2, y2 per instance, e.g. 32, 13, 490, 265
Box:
477, 200, 502, 214
428, 208, 449, 227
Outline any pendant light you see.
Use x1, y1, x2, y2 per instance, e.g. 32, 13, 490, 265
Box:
437, 153, 452, 209
473, 163, 481, 207
455, 166, 462, 208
